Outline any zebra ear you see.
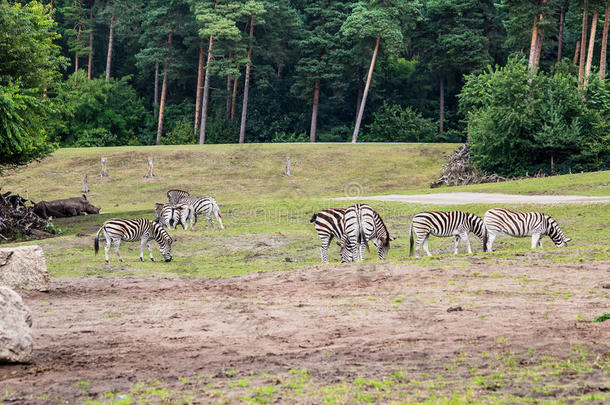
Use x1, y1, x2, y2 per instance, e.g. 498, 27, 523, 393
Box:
565, 237, 572, 242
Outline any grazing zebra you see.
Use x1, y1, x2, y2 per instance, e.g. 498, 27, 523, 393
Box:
310, 208, 346, 263
154, 203, 196, 231
94, 218, 173, 263
167, 189, 190, 205
409, 211, 486, 257
340, 204, 392, 263
483, 208, 571, 251
174, 196, 224, 230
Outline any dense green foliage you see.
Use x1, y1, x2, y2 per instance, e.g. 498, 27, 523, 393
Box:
0, 1, 64, 173
460, 58, 610, 176
0, 0, 608, 175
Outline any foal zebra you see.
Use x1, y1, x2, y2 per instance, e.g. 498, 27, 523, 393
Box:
483, 208, 571, 251
170, 194, 225, 230
154, 203, 196, 231
340, 204, 392, 263
409, 211, 486, 257
167, 189, 190, 205
310, 208, 346, 263
94, 218, 173, 263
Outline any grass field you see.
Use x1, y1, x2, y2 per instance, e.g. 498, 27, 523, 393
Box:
1, 143, 609, 277
1, 144, 609, 405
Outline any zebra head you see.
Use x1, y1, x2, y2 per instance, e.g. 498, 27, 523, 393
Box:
153, 223, 173, 261
153, 203, 164, 223
375, 234, 392, 260
337, 236, 353, 263
547, 216, 571, 247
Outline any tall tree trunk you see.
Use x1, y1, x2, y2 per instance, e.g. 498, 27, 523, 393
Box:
310, 78, 320, 143
584, 9, 599, 86
105, 12, 115, 82
579, 1, 589, 88
534, 27, 544, 69
75, 23, 81, 73
352, 35, 380, 143
199, 35, 215, 144
573, 40, 581, 65
231, 70, 239, 122
226, 71, 232, 119
528, 14, 541, 71
557, 6, 565, 63
199, 0, 218, 145
87, 4, 94, 79
355, 69, 363, 122
239, 17, 254, 144
194, 42, 205, 134
153, 61, 159, 118
156, 32, 173, 145
439, 76, 444, 134
600, 3, 609, 79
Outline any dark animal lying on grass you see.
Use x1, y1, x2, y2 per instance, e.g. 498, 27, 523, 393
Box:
31, 195, 101, 219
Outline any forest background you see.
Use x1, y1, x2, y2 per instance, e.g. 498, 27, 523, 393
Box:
1, 0, 609, 177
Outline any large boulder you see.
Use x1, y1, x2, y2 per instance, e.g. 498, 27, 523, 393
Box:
0, 286, 33, 363
0, 245, 49, 292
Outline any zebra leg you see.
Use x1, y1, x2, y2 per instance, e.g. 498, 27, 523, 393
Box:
486, 231, 497, 252
531, 234, 541, 249
206, 215, 216, 230
454, 235, 460, 255
103, 231, 111, 263
147, 241, 155, 261
463, 233, 472, 254
140, 238, 146, 261
320, 238, 330, 264
414, 235, 422, 257
113, 239, 123, 262
423, 235, 432, 257
359, 242, 366, 262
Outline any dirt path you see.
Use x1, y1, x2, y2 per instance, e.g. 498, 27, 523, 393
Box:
1, 261, 609, 403
335, 192, 610, 204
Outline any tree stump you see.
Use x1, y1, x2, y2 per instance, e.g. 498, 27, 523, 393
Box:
82, 174, 90, 193
144, 156, 154, 178
284, 156, 292, 176
100, 157, 109, 177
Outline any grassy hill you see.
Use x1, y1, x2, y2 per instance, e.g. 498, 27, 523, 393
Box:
1, 143, 608, 278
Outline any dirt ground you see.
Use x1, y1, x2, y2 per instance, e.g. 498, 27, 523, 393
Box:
2, 260, 609, 404
337, 192, 610, 204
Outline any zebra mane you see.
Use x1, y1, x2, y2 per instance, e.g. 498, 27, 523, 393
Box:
467, 213, 486, 239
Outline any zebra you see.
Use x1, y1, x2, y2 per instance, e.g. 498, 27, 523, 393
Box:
339, 204, 392, 263
310, 208, 346, 263
173, 195, 224, 230
154, 203, 196, 231
409, 211, 486, 257
483, 208, 571, 251
167, 189, 190, 205
94, 218, 173, 263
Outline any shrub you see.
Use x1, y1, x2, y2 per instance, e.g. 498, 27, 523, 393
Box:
361, 102, 437, 142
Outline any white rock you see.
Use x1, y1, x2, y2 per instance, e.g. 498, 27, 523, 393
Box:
0, 245, 49, 292
0, 286, 33, 363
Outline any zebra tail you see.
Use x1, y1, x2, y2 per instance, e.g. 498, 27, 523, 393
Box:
214, 200, 223, 218
94, 227, 102, 255
409, 223, 414, 256
482, 229, 488, 252
310, 213, 317, 223
357, 213, 370, 252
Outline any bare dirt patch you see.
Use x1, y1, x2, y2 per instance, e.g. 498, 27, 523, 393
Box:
1, 261, 609, 403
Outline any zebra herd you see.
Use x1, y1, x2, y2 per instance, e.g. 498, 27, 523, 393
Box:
311, 205, 571, 262
94, 189, 224, 263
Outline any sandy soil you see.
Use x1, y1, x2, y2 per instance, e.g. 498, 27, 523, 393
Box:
1, 261, 609, 403
336, 192, 610, 204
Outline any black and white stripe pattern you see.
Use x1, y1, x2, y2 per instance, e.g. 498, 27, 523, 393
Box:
172, 195, 224, 230
167, 189, 190, 205
409, 211, 486, 257
154, 203, 196, 231
94, 218, 173, 263
340, 204, 391, 263
310, 208, 346, 263
483, 208, 571, 251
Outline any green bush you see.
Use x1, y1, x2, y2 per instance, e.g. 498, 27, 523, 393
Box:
459, 58, 610, 177
360, 102, 437, 142
161, 119, 197, 145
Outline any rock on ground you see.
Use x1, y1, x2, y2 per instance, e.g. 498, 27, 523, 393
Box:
0, 286, 33, 363
0, 245, 49, 292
